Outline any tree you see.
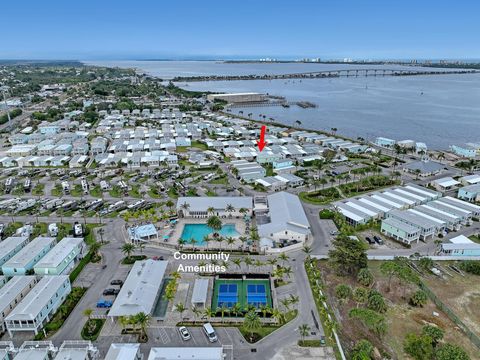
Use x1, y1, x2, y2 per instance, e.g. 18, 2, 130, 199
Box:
421, 325, 444, 347
298, 324, 310, 342
243, 310, 261, 342
335, 284, 352, 302
349, 308, 387, 337
174, 302, 187, 320
135, 312, 151, 340
90, 241, 101, 259
418, 257, 434, 271
410, 290, 428, 307
122, 243, 135, 260
435, 343, 470, 360
353, 287, 368, 308
357, 268, 374, 287
351, 339, 374, 360
83, 308, 93, 320
302, 245, 312, 258
403, 333, 434, 360
329, 235, 368, 276
366, 289, 387, 313
191, 306, 202, 324
207, 215, 222, 237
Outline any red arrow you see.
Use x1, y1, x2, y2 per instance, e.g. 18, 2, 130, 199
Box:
257, 125, 267, 152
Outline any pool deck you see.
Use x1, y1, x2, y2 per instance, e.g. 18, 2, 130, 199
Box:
167, 217, 248, 250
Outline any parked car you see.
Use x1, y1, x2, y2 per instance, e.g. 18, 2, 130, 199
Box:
373, 236, 384, 245
178, 326, 191, 341
203, 323, 218, 343
365, 237, 374, 245
110, 280, 123, 286
96, 300, 113, 308
320, 336, 326, 346
103, 288, 116, 296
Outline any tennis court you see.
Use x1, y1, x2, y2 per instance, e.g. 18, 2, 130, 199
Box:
212, 279, 272, 312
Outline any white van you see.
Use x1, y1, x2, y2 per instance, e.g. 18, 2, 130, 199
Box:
202, 323, 218, 343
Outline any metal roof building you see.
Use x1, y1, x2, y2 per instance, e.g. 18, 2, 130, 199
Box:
5, 275, 71, 337
191, 278, 209, 308
258, 192, 311, 248
105, 343, 142, 360
2, 237, 56, 276
0, 236, 29, 267
148, 347, 224, 360
109, 260, 168, 317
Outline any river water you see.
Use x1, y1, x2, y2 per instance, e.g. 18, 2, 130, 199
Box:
86, 60, 480, 149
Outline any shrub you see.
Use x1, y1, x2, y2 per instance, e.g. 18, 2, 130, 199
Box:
422, 325, 444, 346
403, 333, 434, 360
435, 343, 470, 360
335, 284, 352, 302
351, 339, 374, 360
349, 308, 387, 336
459, 261, 480, 275
319, 209, 335, 219
357, 268, 374, 287
409, 290, 428, 307
367, 289, 387, 313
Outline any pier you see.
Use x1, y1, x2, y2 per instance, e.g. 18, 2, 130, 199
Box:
173, 68, 480, 82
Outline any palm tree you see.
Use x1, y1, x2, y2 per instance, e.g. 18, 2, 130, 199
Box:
271, 308, 284, 325
259, 304, 271, 318
243, 257, 253, 272
137, 241, 145, 253
90, 241, 101, 259
118, 315, 130, 332
203, 235, 211, 250
232, 258, 242, 270
122, 243, 135, 260
207, 215, 222, 237
207, 206, 215, 216
203, 307, 215, 320
278, 253, 289, 266
226, 236, 235, 250
190, 237, 197, 251
231, 303, 242, 318
238, 236, 248, 253
174, 302, 187, 320
266, 257, 278, 267
302, 245, 312, 258
289, 294, 300, 306
225, 204, 235, 217
192, 306, 202, 324
97, 228, 105, 243
280, 298, 291, 311
180, 202, 190, 217
135, 312, 150, 340
243, 310, 262, 342
220, 304, 229, 323
283, 266, 293, 279
177, 238, 186, 250
298, 324, 311, 343
83, 308, 93, 320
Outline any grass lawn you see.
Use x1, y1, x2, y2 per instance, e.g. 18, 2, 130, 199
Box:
209, 176, 228, 185
70, 184, 84, 197
89, 185, 102, 197
109, 185, 123, 198
167, 187, 179, 199
32, 183, 45, 195
128, 185, 142, 198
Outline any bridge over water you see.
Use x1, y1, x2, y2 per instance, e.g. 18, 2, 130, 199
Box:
173, 68, 480, 82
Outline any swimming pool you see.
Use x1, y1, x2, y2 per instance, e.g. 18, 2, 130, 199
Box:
180, 223, 239, 245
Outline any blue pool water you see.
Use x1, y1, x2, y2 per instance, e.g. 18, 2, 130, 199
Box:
181, 223, 239, 244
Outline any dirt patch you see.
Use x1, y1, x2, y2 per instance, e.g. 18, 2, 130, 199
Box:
317, 260, 480, 359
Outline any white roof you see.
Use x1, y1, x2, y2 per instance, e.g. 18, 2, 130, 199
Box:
259, 192, 311, 236
148, 347, 224, 360
461, 174, 480, 184
6, 276, 69, 321
105, 344, 140, 360
0, 236, 28, 259
109, 260, 167, 317
191, 278, 209, 305
177, 197, 253, 212
13, 348, 49, 360
434, 177, 460, 188
54, 348, 89, 360
3, 237, 56, 268
0, 276, 37, 314
34, 237, 83, 269
449, 235, 474, 244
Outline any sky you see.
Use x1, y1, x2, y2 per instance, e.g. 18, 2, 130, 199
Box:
2, 0, 480, 60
